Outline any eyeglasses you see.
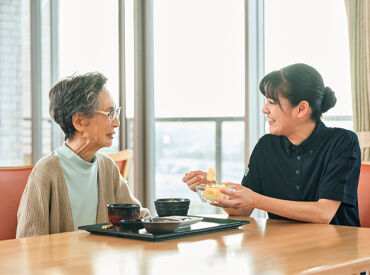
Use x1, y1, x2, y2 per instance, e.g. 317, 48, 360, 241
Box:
95, 107, 121, 120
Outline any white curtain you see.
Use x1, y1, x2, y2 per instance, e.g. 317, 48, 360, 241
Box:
345, 0, 370, 161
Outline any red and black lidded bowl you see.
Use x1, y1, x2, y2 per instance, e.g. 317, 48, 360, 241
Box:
107, 203, 140, 226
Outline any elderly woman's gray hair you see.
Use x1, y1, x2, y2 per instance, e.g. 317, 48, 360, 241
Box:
49, 72, 107, 140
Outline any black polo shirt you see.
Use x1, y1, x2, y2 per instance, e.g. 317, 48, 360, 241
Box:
241, 120, 361, 226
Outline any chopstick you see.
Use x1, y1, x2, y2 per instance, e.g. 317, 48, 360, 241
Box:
102, 224, 114, 230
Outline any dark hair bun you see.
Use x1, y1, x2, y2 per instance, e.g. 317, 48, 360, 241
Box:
321, 87, 337, 113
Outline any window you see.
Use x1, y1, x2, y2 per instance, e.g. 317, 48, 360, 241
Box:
124, 0, 135, 192
59, 0, 120, 152
264, 0, 352, 130
153, 0, 245, 214
41, 0, 52, 156
0, 0, 56, 165
0, 0, 30, 165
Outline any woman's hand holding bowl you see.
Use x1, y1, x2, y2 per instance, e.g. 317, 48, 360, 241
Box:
211, 183, 257, 209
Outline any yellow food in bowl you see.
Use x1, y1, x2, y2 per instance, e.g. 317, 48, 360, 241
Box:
207, 168, 216, 181
203, 184, 226, 201
195, 184, 234, 203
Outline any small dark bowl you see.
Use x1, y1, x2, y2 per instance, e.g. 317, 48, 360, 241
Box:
118, 219, 144, 231
155, 205, 190, 210
154, 198, 190, 217
142, 217, 181, 234
107, 204, 140, 226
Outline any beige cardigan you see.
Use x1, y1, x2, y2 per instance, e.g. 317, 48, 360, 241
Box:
16, 152, 149, 238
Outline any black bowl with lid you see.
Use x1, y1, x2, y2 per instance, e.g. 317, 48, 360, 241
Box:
154, 198, 190, 217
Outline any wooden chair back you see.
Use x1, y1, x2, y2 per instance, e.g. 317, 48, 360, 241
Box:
0, 166, 33, 240
358, 162, 370, 228
108, 150, 133, 180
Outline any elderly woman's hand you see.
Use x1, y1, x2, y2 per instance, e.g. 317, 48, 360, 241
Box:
210, 183, 257, 209
182, 170, 213, 191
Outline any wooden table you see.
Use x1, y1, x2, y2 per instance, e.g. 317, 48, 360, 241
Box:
1, 215, 370, 274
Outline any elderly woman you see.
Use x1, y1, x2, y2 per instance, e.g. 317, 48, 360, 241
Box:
183, 63, 361, 226
17, 72, 149, 238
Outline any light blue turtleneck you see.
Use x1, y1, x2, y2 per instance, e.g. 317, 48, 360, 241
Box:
54, 143, 98, 230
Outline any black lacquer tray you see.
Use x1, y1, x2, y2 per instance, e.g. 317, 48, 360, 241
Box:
78, 216, 249, 242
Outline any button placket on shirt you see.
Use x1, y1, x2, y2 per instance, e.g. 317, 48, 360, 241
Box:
294, 148, 303, 193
